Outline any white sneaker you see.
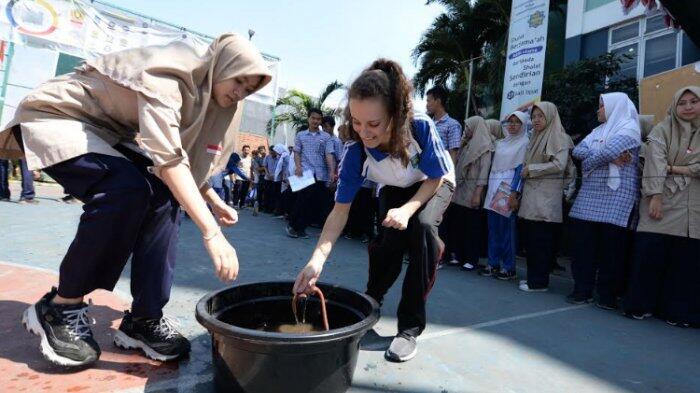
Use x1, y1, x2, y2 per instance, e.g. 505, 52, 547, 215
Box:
519, 282, 548, 292
447, 254, 460, 266
461, 262, 476, 271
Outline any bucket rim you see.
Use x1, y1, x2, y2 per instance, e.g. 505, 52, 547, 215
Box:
195, 281, 380, 344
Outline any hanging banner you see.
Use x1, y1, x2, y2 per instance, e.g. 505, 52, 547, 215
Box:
0, 0, 279, 104
500, 0, 549, 118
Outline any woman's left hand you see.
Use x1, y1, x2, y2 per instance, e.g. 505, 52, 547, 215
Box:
521, 166, 530, 179
212, 202, 239, 227
382, 207, 412, 230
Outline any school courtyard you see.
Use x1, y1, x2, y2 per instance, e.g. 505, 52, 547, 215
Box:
1, 182, 698, 393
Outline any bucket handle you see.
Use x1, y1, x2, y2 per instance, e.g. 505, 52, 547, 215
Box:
292, 287, 329, 331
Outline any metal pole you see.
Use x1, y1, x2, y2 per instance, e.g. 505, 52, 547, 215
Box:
0, 42, 16, 125
464, 58, 474, 123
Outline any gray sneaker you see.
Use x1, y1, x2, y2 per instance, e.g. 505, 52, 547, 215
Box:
385, 334, 417, 362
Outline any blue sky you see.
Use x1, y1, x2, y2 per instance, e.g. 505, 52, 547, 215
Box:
109, 0, 444, 106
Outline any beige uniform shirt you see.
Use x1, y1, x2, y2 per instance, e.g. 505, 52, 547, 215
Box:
637, 131, 700, 239
452, 152, 491, 208
518, 149, 570, 223
0, 67, 226, 186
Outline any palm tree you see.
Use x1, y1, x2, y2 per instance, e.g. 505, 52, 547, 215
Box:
268, 81, 344, 136
412, 0, 565, 117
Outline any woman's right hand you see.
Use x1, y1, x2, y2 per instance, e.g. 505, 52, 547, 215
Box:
648, 194, 663, 220
507, 194, 519, 211
293, 261, 323, 295
204, 232, 239, 282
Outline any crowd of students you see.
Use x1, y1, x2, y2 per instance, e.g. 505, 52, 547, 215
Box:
217, 84, 700, 330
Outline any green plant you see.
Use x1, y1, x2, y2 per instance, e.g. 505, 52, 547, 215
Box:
268, 81, 344, 136
541, 53, 638, 139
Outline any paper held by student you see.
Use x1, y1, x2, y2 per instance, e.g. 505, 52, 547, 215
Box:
489, 181, 514, 217
288, 170, 315, 192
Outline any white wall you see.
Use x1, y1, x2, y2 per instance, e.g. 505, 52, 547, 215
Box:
1, 45, 59, 127
566, 1, 646, 39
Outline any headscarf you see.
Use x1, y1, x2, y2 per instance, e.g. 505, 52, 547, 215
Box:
457, 116, 494, 173
273, 143, 289, 180
87, 33, 273, 186
646, 86, 700, 195
581, 92, 641, 190
485, 119, 504, 141
524, 102, 574, 165
491, 111, 530, 173
639, 115, 655, 140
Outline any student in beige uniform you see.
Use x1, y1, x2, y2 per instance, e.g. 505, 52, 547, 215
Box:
448, 116, 494, 271
486, 118, 505, 141
624, 86, 700, 327
0, 34, 272, 367
517, 102, 574, 292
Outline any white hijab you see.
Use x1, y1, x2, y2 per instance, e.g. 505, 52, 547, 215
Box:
490, 111, 530, 173
273, 143, 289, 180
582, 92, 641, 190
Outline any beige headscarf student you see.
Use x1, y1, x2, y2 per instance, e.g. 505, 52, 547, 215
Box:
519, 101, 574, 223
485, 119, 504, 141
0, 33, 272, 187
638, 85, 700, 239
453, 116, 494, 208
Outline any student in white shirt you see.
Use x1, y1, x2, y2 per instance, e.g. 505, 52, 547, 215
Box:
293, 59, 454, 363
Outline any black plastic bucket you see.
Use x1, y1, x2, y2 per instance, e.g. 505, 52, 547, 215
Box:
195, 281, 380, 393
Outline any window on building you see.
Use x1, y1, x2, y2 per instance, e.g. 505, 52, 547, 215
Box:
608, 14, 700, 80
644, 34, 677, 77
55, 53, 84, 76
612, 44, 639, 79
585, 0, 616, 12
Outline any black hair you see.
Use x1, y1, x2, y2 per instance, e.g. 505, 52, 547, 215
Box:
308, 108, 323, 117
322, 116, 336, 127
426, 86, 448, 108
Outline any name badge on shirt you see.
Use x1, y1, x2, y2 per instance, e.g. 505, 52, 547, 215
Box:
410, 153, 420, 168
207, 144, 223, 156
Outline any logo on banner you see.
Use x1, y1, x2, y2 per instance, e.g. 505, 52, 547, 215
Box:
528, 11, 545, 28
5, 0, 58, 36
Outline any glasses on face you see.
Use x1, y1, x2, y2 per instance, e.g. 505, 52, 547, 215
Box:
501, 121, 521, 127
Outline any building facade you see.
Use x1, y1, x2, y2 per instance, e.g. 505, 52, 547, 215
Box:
565, 0, 700, 80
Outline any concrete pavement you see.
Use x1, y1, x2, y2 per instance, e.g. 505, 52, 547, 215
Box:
1, 182, 699, 393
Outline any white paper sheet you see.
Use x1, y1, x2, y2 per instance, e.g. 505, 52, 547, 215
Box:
288, 170, 315, 192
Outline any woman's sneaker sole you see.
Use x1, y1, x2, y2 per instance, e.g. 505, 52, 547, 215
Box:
113, 331, 180, 362
22, 305, 94, 367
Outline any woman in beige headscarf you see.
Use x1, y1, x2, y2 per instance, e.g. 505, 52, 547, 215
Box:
517, 102, 573, 292
485, 118, 505, 141
624, 86, 700, 327
447, 116, 494, 270
3, 33, 272, 367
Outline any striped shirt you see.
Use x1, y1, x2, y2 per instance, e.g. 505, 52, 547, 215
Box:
294, 129, 332, 182
569, 135, 641, 228
263, 154, 280, 181
434, 114, 462, 150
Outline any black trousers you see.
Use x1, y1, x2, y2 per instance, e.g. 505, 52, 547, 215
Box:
366, 181, 453, 337
625, 232, 700, 324
236, 180, 251, 207
521, 219, 560, 289
570, 218, 630, 303
263, 180, 281, 213
43, 148, 180, 319
289, 181, 326, 232
347, 187, 376, 239
280, 187, 296, 216
448, 203, 485, 265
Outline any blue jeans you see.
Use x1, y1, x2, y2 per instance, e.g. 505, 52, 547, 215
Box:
0, 158, 35, 200
487, 210, 517, 271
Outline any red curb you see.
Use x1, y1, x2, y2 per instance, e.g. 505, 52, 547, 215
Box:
0, 262, 180, 393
